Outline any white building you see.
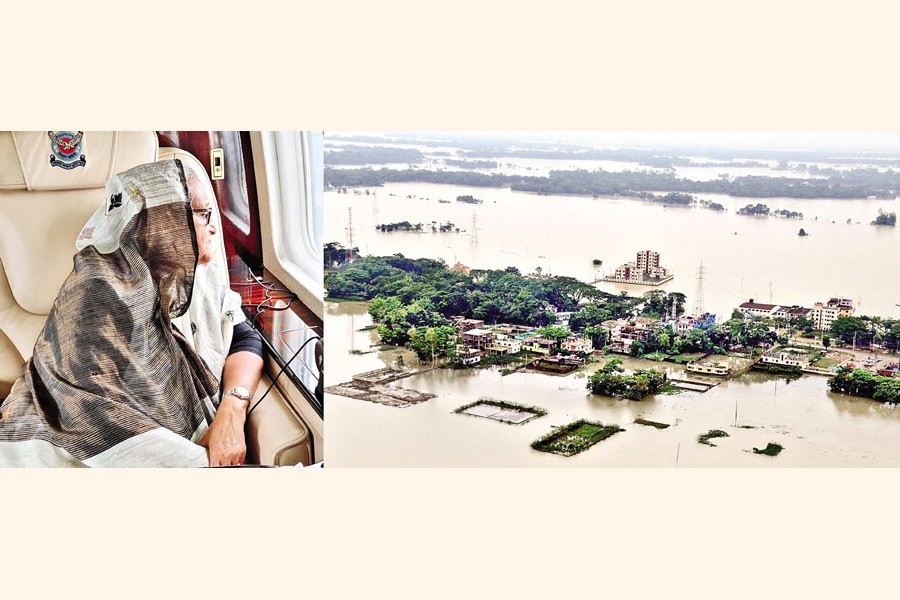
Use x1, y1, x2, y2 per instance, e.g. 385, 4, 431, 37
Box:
491, 333, 522, 354
455, 344, 481, 365
810, 303, 841, 331
738, 297, 853, 331
737, 301, 779, 318
686, 361, 730, 376
761, 349, 811, 369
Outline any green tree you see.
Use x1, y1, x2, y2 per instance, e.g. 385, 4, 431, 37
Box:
535, 325, 570, 342
586, 357, 667, 400
831, 316, 873, 346
793, 316, 815, 335
871, 209, 897, 226
407, 325, 457, 364
582, 324, 610, 349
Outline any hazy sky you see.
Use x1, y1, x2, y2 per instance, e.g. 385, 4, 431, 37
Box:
337, 131, 900, 153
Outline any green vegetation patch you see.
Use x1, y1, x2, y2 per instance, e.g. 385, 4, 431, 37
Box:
454, 397, 547, 425
634, 418, 670, 429
698, 429, 730, 447
829, 367, 900, 404
670, 353, 706, 364
531, 420, 624, 456
325, 165, 898, 200
658, 384, 684, 395
753, 443, 784, 456
809, 356, 844, 370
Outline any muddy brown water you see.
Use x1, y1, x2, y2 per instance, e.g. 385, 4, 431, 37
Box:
327, 302, 900, 467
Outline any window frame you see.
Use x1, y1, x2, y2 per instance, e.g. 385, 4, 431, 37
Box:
250, 131, 324, 318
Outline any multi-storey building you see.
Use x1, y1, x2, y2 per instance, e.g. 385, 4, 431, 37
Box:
455, 344, 482, 365
489, 333, 522, 355
451, 317, 485, 332
526, 337, 557, 355
462, 328, 493, 351
737, 297, 853, 330
810, 303, 841, 331
607, 250, 672, 285
561, 335, 593, 354
667, 312, 718, 335
635, 250, 668, 278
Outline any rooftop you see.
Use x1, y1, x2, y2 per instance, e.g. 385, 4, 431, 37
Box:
740, 302, 777, 310
463, 328, 492, 336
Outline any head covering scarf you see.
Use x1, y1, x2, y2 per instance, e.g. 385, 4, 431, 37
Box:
0, 159, 222, 467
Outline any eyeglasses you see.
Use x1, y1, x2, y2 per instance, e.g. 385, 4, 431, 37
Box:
192, 207, 212, 226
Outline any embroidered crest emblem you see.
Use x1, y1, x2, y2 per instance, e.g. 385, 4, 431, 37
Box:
78, 227, 94, 241
48, 131, 86, 170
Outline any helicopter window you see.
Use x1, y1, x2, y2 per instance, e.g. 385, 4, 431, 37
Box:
254, 131, 324, 311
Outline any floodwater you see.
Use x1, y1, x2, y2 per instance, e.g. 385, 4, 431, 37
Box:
326, 182, 900, 320
326, 302, 900, 467
324, 168, 900, 467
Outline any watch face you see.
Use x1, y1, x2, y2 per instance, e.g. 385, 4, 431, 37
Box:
227, 387, 251, 400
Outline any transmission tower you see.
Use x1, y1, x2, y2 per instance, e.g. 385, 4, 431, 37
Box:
345, 207, 355, 262
470, 210, 478, 246
693, 260, 705, 316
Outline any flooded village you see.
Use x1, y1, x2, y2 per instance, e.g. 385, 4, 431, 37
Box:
324, 133, 900, 467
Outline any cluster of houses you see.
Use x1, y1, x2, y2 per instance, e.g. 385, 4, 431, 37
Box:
736, 297, 854, 331
450, 317, 593, 366
604, 313, 718, 354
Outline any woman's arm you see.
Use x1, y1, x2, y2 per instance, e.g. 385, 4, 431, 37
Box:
200, 322, 264, 466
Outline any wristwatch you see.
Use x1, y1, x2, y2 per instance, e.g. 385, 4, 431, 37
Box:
223, 386, 252, 403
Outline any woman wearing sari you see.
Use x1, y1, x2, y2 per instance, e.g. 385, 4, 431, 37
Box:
0, 159, 263, 467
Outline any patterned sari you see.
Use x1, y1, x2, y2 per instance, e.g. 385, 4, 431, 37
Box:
0, 160, 224, 467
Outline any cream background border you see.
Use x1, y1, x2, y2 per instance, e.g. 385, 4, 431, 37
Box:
4, 1, 900, 598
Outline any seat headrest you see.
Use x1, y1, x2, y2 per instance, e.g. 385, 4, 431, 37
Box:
0, 131, 158, 191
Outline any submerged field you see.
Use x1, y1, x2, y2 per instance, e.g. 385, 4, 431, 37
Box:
531, 420, 624, 457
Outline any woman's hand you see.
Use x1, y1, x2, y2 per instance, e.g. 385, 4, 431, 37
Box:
200, 395, 249, 466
